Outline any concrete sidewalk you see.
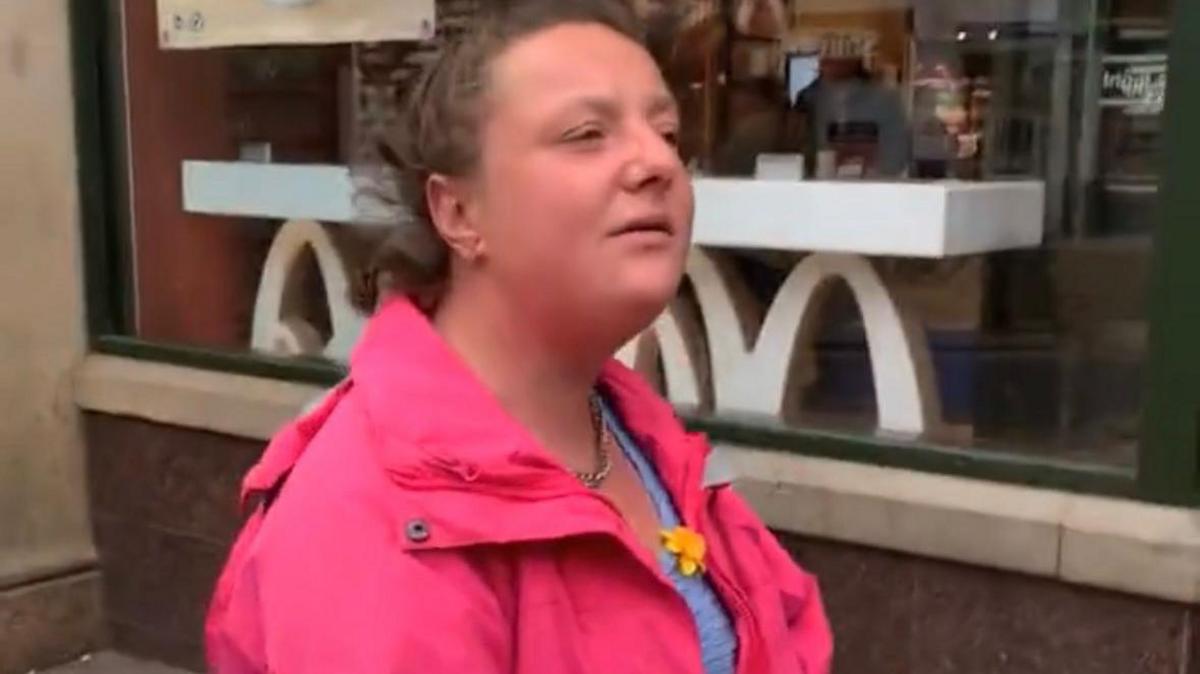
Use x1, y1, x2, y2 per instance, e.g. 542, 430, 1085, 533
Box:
34, 652, 189, 674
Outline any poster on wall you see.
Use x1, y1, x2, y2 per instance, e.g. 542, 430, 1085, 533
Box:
157, 0, 435, 49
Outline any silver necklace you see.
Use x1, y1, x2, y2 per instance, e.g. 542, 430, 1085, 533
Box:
574, 395, 614, 489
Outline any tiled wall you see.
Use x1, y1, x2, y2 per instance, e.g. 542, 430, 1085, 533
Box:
85, 413, 1197, 673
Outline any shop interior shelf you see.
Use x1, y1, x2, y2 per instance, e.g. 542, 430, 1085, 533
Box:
183, 160, 1045, 258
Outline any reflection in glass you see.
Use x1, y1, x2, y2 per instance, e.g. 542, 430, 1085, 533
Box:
645, 0, 1172, 467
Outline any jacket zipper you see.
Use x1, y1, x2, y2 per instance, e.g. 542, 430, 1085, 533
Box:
706, 561, 760, 674
693, 492, 762, 674
583, 489, 711, 674
599, 437, 754, 673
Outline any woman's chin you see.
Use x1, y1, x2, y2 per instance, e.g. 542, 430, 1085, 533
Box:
604, 278, 681, 332
612, 259, 685, 303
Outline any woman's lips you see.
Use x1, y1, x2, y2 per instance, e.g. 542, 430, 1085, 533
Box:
610, 216, 674, 238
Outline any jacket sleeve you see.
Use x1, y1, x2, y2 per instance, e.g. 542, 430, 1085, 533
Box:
205, 499, 511, 673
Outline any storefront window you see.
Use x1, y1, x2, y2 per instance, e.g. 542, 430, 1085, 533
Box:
635, 0, 1171, 469
110, 0, 441, 354
104, 0, 1174, 470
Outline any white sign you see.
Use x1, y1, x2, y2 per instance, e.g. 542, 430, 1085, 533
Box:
157, 0, 435, 49
1100, 54, 1168, 116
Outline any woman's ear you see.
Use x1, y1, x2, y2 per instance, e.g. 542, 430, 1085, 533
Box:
426, 174, 486, 262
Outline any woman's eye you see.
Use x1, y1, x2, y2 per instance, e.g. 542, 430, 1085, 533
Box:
660, 130, 680, 147
563, 125, 605, 144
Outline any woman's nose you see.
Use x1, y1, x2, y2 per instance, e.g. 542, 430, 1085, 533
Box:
621, 126, 681, 192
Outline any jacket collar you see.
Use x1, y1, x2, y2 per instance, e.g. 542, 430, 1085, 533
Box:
347, 297, 711, 547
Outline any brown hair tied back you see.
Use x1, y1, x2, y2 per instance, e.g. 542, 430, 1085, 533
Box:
350, 0, 645, 314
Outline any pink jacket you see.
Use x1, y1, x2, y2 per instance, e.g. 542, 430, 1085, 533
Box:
206, 298, 833, 673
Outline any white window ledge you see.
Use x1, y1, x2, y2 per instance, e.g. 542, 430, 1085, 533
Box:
74, 354, 1200, 604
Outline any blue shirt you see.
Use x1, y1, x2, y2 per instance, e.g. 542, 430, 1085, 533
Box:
600, 400, 737, 674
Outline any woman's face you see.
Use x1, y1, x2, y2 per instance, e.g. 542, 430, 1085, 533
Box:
466, 22, 693, 345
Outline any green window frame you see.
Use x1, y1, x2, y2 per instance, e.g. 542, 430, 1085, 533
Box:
69, 0, 1200, 506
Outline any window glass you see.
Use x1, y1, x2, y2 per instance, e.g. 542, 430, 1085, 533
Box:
109, 0, 1173, 468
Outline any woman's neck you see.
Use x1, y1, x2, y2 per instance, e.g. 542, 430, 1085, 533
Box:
431, 283, 608, 472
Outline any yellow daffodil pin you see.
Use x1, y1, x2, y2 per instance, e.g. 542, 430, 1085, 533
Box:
661, 526, 706, 577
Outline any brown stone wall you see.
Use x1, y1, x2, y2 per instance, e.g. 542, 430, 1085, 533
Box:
84, 414, 261, 671
86, 413, 1198, 674
0, 573, 105, 674
783, 535, 1198, 674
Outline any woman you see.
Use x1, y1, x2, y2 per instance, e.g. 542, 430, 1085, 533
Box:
206, 1, 832, 672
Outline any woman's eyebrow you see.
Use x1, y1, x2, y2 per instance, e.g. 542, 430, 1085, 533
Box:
555, 92, 678, 121
646, 92, 680, 118
561, 95, 622, 121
